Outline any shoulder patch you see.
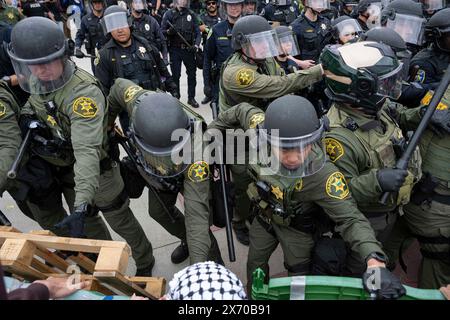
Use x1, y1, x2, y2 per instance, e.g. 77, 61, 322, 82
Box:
0, 101, 5, 119
188, 161, 210, 182
324, 138, 344, 162
248, 113, 265, 129
72, 97, 98, 118
415, 69, 425, 83
326, 171, 350, 200
124, 85, 143, 103
236, 68, 255, 87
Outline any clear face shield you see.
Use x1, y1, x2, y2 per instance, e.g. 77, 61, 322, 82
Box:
305, 0, 331, 12
131, 127, 191, 178
259, 120, 326, 178
132, 0, 148, 12
436, 26, 450, 52
241, 30, 282, 60
386, 13, 426, 45
376, 62, 404, 100
7, 44, 74, 94
335, 19, 363, 43
277, 31, 300, 56
102, 11, 129, 34
420, 0, 445, 11
276, 0, 290, 5
174, 0, 190, 8
366, 3, 382, 29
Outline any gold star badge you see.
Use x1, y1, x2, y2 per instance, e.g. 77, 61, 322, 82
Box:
236, 68, 255, 87
326, 172, 349, 200
324, 138, 344, 162
271, 185, 283, 200
72, 97, 98, 118
138, 46, 147, 55
188, 161, 210, 182
7, 12, 14, 20
0, 102, 5, 119
47, 115, 57, 126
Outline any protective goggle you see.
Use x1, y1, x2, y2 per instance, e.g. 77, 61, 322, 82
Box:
240, 30, 282, 60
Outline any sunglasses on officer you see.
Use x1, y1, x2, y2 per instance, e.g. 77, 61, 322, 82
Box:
207, 1, 217, 5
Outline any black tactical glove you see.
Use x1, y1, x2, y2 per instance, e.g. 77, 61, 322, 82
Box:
54, 203, 90, 238
376, 168, 408, 192
203, 85, 212, 98
167, 27, 177, 36
18, 115, 47, 138
165, 80, 179, 98
188, 45, 198, 53
429, 106, 450, 137
362, 267, 406, 300
75, 47, 84, 59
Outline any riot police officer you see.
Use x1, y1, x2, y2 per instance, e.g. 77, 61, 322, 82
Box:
129, 0, 169, 63
107, 78, 223, 265
381, 0, 427, 55
203, 0, 244, 104
320, 41, 425, 275
208, 95, 407, 300
290, 0, 332, 62
330, 15, 363, 44
75, 0, 109, 72
352, 0, 382, 31
95, 5, 178, 130
261, 0, 299, 26
274, 26, 301, 73
410, 8, 450, 88
243, 0, 258, 15
8, 17, 155, 276
161, 0, 202, 108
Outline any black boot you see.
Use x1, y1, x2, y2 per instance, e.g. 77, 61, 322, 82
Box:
234, 225, 250, 246
201, 96, 212, 104
187, 98, 199, 108
136, 259, 155, 277
171, 240, 189, 264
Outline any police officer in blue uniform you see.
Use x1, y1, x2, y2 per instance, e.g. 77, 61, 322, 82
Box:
291, 0, 332, 62
162, 0, 202, 108
203, 0, 244, 104
261, 0, 300, 26
129, 0, 169, 63
75, 0, 109, 72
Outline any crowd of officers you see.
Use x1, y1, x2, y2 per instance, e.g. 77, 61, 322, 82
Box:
0, 0, 450, 300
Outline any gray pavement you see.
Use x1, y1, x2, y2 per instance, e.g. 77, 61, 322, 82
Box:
0, 27, 286, 293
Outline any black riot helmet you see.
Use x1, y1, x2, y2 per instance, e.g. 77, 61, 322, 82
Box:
381, 0, 426, 45
232, 15, 281, 59
259, 95, 327, 178
7, 17, 75, 94
362, 27, 412, 79
331, 16, 363, 44
130, 92, 193, 178
320, 41, 403, 114
90, 0, 107, 13
424, 8, 450, 52
101, 5, 130, 35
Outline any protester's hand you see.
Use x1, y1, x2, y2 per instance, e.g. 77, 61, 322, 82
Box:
34, 277, 90, 299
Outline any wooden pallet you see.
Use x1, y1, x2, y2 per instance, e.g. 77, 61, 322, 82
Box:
0, 227, 166, 299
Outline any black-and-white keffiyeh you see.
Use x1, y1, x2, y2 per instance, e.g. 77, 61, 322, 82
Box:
167, 261, 247, 300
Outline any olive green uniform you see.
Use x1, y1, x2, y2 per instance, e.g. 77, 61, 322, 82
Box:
0, 6, 24, 26
324, 102, 423, 274
209, 103, 384, 287
218, 52, 323, 232
21, 66, 153, 270
401, 89, 450, 289
107, 78, 221, 264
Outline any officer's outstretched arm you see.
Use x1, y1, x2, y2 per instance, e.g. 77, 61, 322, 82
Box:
207, 103, 264, 131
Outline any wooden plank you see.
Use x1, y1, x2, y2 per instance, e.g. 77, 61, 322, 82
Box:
29, 230, 56, 236
94, 271, 157, 299
46, 274, 116, 296
2, 260, 47, 281
67, 253, 96, 274
0, 239, 36, 266
126, 276, 166, 299
34, 247, 71, 272
31, 258, 63, 274
95, 247, 129, 274
0, 231, 131, 254
0, 226, 20, 233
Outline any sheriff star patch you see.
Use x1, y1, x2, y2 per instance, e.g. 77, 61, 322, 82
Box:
324, 138, 344, 162
7, 12, 14, 20
0, 102, 5, 119
72, 97, 98, 118
326, 172, 350, 200
124, 85, 143, 103
236, 68, 254, 87
188, 161, 210, 182
271, 185, 283, 200
248, 113, 265, 129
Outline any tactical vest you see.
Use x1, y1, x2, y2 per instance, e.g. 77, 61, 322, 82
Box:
419, 130, 450, 192
411, 47, 450, 84
273, 6, 296, 25
132, 16, 156, 44
85, 14, 106, 52
327, 105, 422, 212
27, 67, 108, 167
170, 9, 196, 46
295, 16, 330, 61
